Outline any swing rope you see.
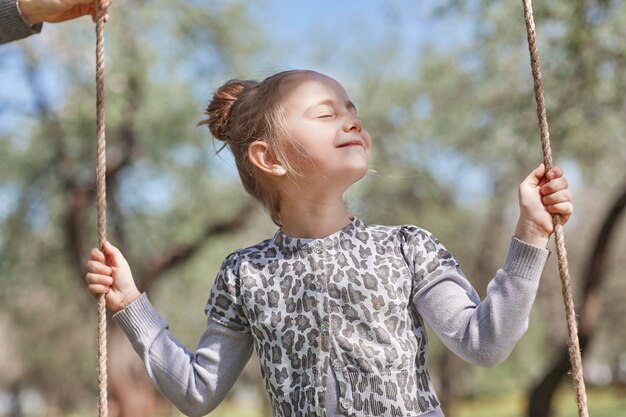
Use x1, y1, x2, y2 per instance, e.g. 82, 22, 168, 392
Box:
95, 0, 108, 415
521, 1, 589, 416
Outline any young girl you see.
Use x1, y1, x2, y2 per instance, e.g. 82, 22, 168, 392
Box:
85, 69, 573, 417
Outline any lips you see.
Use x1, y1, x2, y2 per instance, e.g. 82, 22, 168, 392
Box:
337, 140, 364, 148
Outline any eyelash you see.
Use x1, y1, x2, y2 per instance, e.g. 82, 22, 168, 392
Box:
316, 110, 358, 119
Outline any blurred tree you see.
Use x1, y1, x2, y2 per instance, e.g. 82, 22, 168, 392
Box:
529, 180, 626, 417
0, 0, 264, 415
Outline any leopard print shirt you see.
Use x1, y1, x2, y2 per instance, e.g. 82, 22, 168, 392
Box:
206, 217, 458, 417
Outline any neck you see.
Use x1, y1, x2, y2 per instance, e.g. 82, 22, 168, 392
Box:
279, 195, 352, 239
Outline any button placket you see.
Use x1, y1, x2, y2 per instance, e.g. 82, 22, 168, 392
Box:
312, 239, 330, 351
327, 329, 352, 415
316, 239, 353, 413
310, 242, 331, 417
330, 354, 353, 414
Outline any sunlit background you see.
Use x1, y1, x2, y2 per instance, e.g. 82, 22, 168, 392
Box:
1, 1, 625, 416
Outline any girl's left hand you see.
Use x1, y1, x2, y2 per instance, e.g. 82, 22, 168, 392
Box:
515, 163, 573, 248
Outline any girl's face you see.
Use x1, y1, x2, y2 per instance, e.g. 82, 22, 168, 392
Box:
279, 72, 372, 188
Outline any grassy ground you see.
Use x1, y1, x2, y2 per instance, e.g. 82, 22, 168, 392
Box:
156, 386, 626, 417
455, 386, 626, 417
58, 386, 624, 417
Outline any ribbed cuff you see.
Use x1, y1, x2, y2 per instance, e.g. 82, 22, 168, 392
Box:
112, 293, 168, 348
502, 236, 550, 281
0, 0, 42, 45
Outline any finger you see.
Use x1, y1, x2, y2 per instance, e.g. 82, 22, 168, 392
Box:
95, 0, 111, 17
90, 247, 105, 263
89, 3, 108, 21
542, 189, 572, 206
102, 241, 124, 267
86, 260, 112, 275
524, 163, 546, 187
546, 201, 574, 216
88, 283, 111, 295
86, 272, 113, 286
545, 165, 563, 181
541, 177, 569, 195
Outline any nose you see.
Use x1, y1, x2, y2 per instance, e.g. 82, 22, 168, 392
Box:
343, 114, 362, 133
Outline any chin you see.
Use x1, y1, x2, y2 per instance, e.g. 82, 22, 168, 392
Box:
342, 161, 369, 184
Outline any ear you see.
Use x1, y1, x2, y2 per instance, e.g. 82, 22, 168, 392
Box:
248, 141, 287, 176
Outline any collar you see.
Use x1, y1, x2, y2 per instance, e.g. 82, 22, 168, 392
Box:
272, 216, 365, 253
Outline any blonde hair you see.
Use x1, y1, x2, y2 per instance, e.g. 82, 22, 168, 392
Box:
199, 70, 312, 226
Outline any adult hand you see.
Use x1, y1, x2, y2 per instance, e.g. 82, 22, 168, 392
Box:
19, 0, 111, 26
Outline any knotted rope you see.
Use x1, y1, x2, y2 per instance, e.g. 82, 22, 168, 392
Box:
521, 1, 589, 416
95, 0, 108, 416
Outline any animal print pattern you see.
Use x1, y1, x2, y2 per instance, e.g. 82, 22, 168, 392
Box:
206, 217, 458, 417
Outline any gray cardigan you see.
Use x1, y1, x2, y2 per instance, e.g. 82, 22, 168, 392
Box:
0, 0, 42, 44
114, 220, 549, 417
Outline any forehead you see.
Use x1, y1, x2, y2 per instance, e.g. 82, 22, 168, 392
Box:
279, 72, 349, 110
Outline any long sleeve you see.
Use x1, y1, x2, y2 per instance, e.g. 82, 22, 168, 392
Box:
412, 237, 549, 367
112, 294, 254, 417
0, 0, 42, 45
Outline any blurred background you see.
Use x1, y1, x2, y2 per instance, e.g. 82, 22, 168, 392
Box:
1, 0, 625, 416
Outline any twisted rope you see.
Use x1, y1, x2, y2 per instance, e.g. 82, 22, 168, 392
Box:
521, 1, 589, 416
95, 0, 108, 416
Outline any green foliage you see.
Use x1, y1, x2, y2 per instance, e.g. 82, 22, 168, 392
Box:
0, 0, 263, 410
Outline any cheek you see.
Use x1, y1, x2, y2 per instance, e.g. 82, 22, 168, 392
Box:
291, 134, 332, 161
363, 130, 373, 149
281, 136, 327, 172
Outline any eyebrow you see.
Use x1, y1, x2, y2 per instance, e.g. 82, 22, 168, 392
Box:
308, 99, 357, 113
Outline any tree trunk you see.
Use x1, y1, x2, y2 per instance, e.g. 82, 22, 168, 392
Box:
437, 177, 510, 416
9, 382, 23, 417
437, 352, 464, 416
527, 180, 626, 417
107, 326, 159, 417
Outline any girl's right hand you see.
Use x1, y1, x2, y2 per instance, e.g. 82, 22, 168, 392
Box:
85, 241, 141, 313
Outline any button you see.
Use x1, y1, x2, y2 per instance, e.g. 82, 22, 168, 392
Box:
332, 360, 343, 372
313, 241, 324, 254
311, 278, 323, 291
321, 322, 329, 333
340, 398, 353, 409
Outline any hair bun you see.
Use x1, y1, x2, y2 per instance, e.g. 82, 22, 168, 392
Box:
203, 79, 258, 141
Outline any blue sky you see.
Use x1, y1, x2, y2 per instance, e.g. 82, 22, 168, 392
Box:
0, 1, 472, 125
0, 1, 498, 212
2, 1, 567, 210
0, 1, 480, 218
249, 1, 471, 77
